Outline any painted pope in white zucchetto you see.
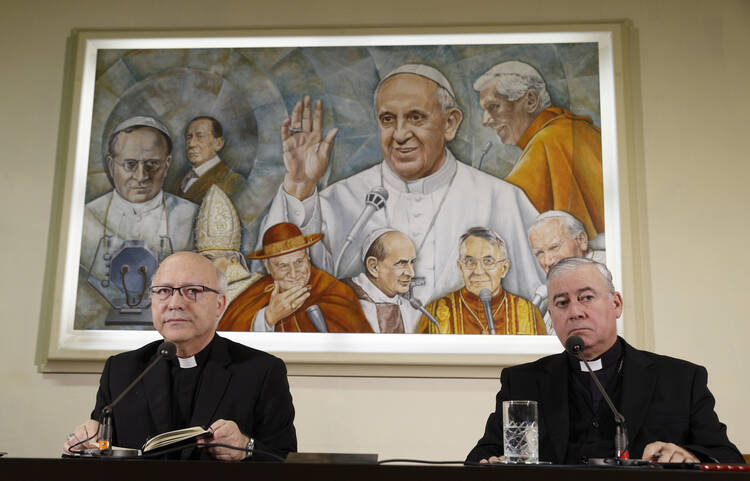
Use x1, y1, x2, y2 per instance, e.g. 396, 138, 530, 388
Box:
195, 184, 261, 307
260, 64, 545, 306
79, 116, 198, 327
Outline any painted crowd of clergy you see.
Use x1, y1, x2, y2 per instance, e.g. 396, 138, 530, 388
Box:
80, 60, 607, 333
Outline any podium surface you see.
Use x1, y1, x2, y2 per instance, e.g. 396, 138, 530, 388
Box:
1, 457, 747, 481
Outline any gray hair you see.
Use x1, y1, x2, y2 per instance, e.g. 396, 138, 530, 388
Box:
459, 226, 508, 258
529, 210, 587, 241
473, 60, 551, 114
374, 64, 458, 114
547, 257, 615, 293
151, 253, 228, 294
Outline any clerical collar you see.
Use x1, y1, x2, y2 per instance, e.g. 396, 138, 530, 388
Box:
111, 188, 164, 215
566, 337, 623, 372
172, 335, 216, 369
192, 155, 221, 177
580, 358, 602, 372
382, 149, 457, 194
353, 272, 402, 304
178, 356, 197, 368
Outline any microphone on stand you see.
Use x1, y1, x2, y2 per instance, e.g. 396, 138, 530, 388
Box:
479, 288, 496, 335
98, 341, 177, 455
333, 186, 389, 277
565, 335, 629, 462
407, 295, 441, 334
305, 305, 329, 333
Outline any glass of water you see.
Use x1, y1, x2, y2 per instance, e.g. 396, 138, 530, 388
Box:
502, 400, 539, 463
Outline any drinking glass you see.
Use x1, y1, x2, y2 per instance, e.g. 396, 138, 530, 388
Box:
502, 400, 538, 463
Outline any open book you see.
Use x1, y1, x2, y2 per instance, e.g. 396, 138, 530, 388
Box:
142, 426, 211, 453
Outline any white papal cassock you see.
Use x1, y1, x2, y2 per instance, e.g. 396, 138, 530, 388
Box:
77, 190, 199, 328
261, 150, 545, 305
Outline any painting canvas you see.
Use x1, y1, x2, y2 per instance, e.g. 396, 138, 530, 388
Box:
47, 26, 625, 368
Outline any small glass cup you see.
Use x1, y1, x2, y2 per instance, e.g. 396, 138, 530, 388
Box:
502, 400, 539, 463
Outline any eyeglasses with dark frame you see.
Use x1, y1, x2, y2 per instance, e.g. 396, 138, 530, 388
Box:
458, 256, 507, 270
149, 285, 220, 302
113, 158, 166, 174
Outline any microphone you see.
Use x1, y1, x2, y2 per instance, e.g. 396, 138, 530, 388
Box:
407, 295, 441, 334
565, 335, 629, 460
305, 305, 329, 333
477, 141, 493, 171
157, 341, 177, 360
333, 186, 389, 277
531, 284, 547, 308
479, 288, 496, 335
98, 341, 177, 454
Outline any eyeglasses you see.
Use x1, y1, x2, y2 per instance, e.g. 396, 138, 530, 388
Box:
113, 159, 166, 174
459, 256, 506, 270
149, 285, 220, 302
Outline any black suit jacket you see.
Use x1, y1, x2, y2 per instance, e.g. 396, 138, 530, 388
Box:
91, 335, 296, 459
466, 339, 743, 464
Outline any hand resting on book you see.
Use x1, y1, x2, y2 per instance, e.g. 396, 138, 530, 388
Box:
197, 419, 250, 461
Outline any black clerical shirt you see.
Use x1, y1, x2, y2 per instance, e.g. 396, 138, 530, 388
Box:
564, 338, 624, 463
169, 336, 216, 431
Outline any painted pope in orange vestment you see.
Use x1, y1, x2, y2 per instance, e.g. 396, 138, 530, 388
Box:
418, 226, 546, 335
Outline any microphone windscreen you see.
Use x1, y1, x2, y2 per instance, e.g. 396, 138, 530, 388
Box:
305, 305, 329, 333
158, 341, 177, 360
479, 288, 492, 303
565, 335, 585, 354
370, 186, 389, 201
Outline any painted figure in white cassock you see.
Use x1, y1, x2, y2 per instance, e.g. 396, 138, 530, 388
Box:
80, 116, 198, 325
261, 64, 544, 304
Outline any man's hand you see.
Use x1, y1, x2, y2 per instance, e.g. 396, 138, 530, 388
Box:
281, 96, 338, 200
642, 441, 699, 463
265, 282, 311, 327
199, 419, 251, 461
479, 455, 506, 464
63, 419, 100, 454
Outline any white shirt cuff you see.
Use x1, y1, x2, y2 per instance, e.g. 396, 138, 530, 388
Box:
282, 187, 316, 226
252, 307, 274, 332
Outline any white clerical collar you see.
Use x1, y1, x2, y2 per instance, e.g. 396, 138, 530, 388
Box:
193, 155, 221, 177
111, 189, 164, 215
579, 358, 603, 372
382, 149, 457, 194
178, 356, 197, 368
353, 272, 402, 304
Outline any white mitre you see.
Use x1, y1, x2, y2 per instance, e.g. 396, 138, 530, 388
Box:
195, 185, 241, 252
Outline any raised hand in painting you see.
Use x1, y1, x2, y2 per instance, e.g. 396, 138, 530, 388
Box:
281, 96, 339, 200
265, 281, 311, 328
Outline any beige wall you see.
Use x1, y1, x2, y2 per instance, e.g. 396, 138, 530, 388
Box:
1, 0, 748, 459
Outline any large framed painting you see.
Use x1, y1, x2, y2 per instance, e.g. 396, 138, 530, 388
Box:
45, 24, 635, 375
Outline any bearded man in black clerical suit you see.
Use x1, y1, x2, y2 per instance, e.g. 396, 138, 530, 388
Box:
63, 251, 296, 460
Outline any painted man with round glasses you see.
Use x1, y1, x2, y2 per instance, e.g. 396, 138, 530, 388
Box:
79, 116, 199, 328
418, 227, 546, 334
